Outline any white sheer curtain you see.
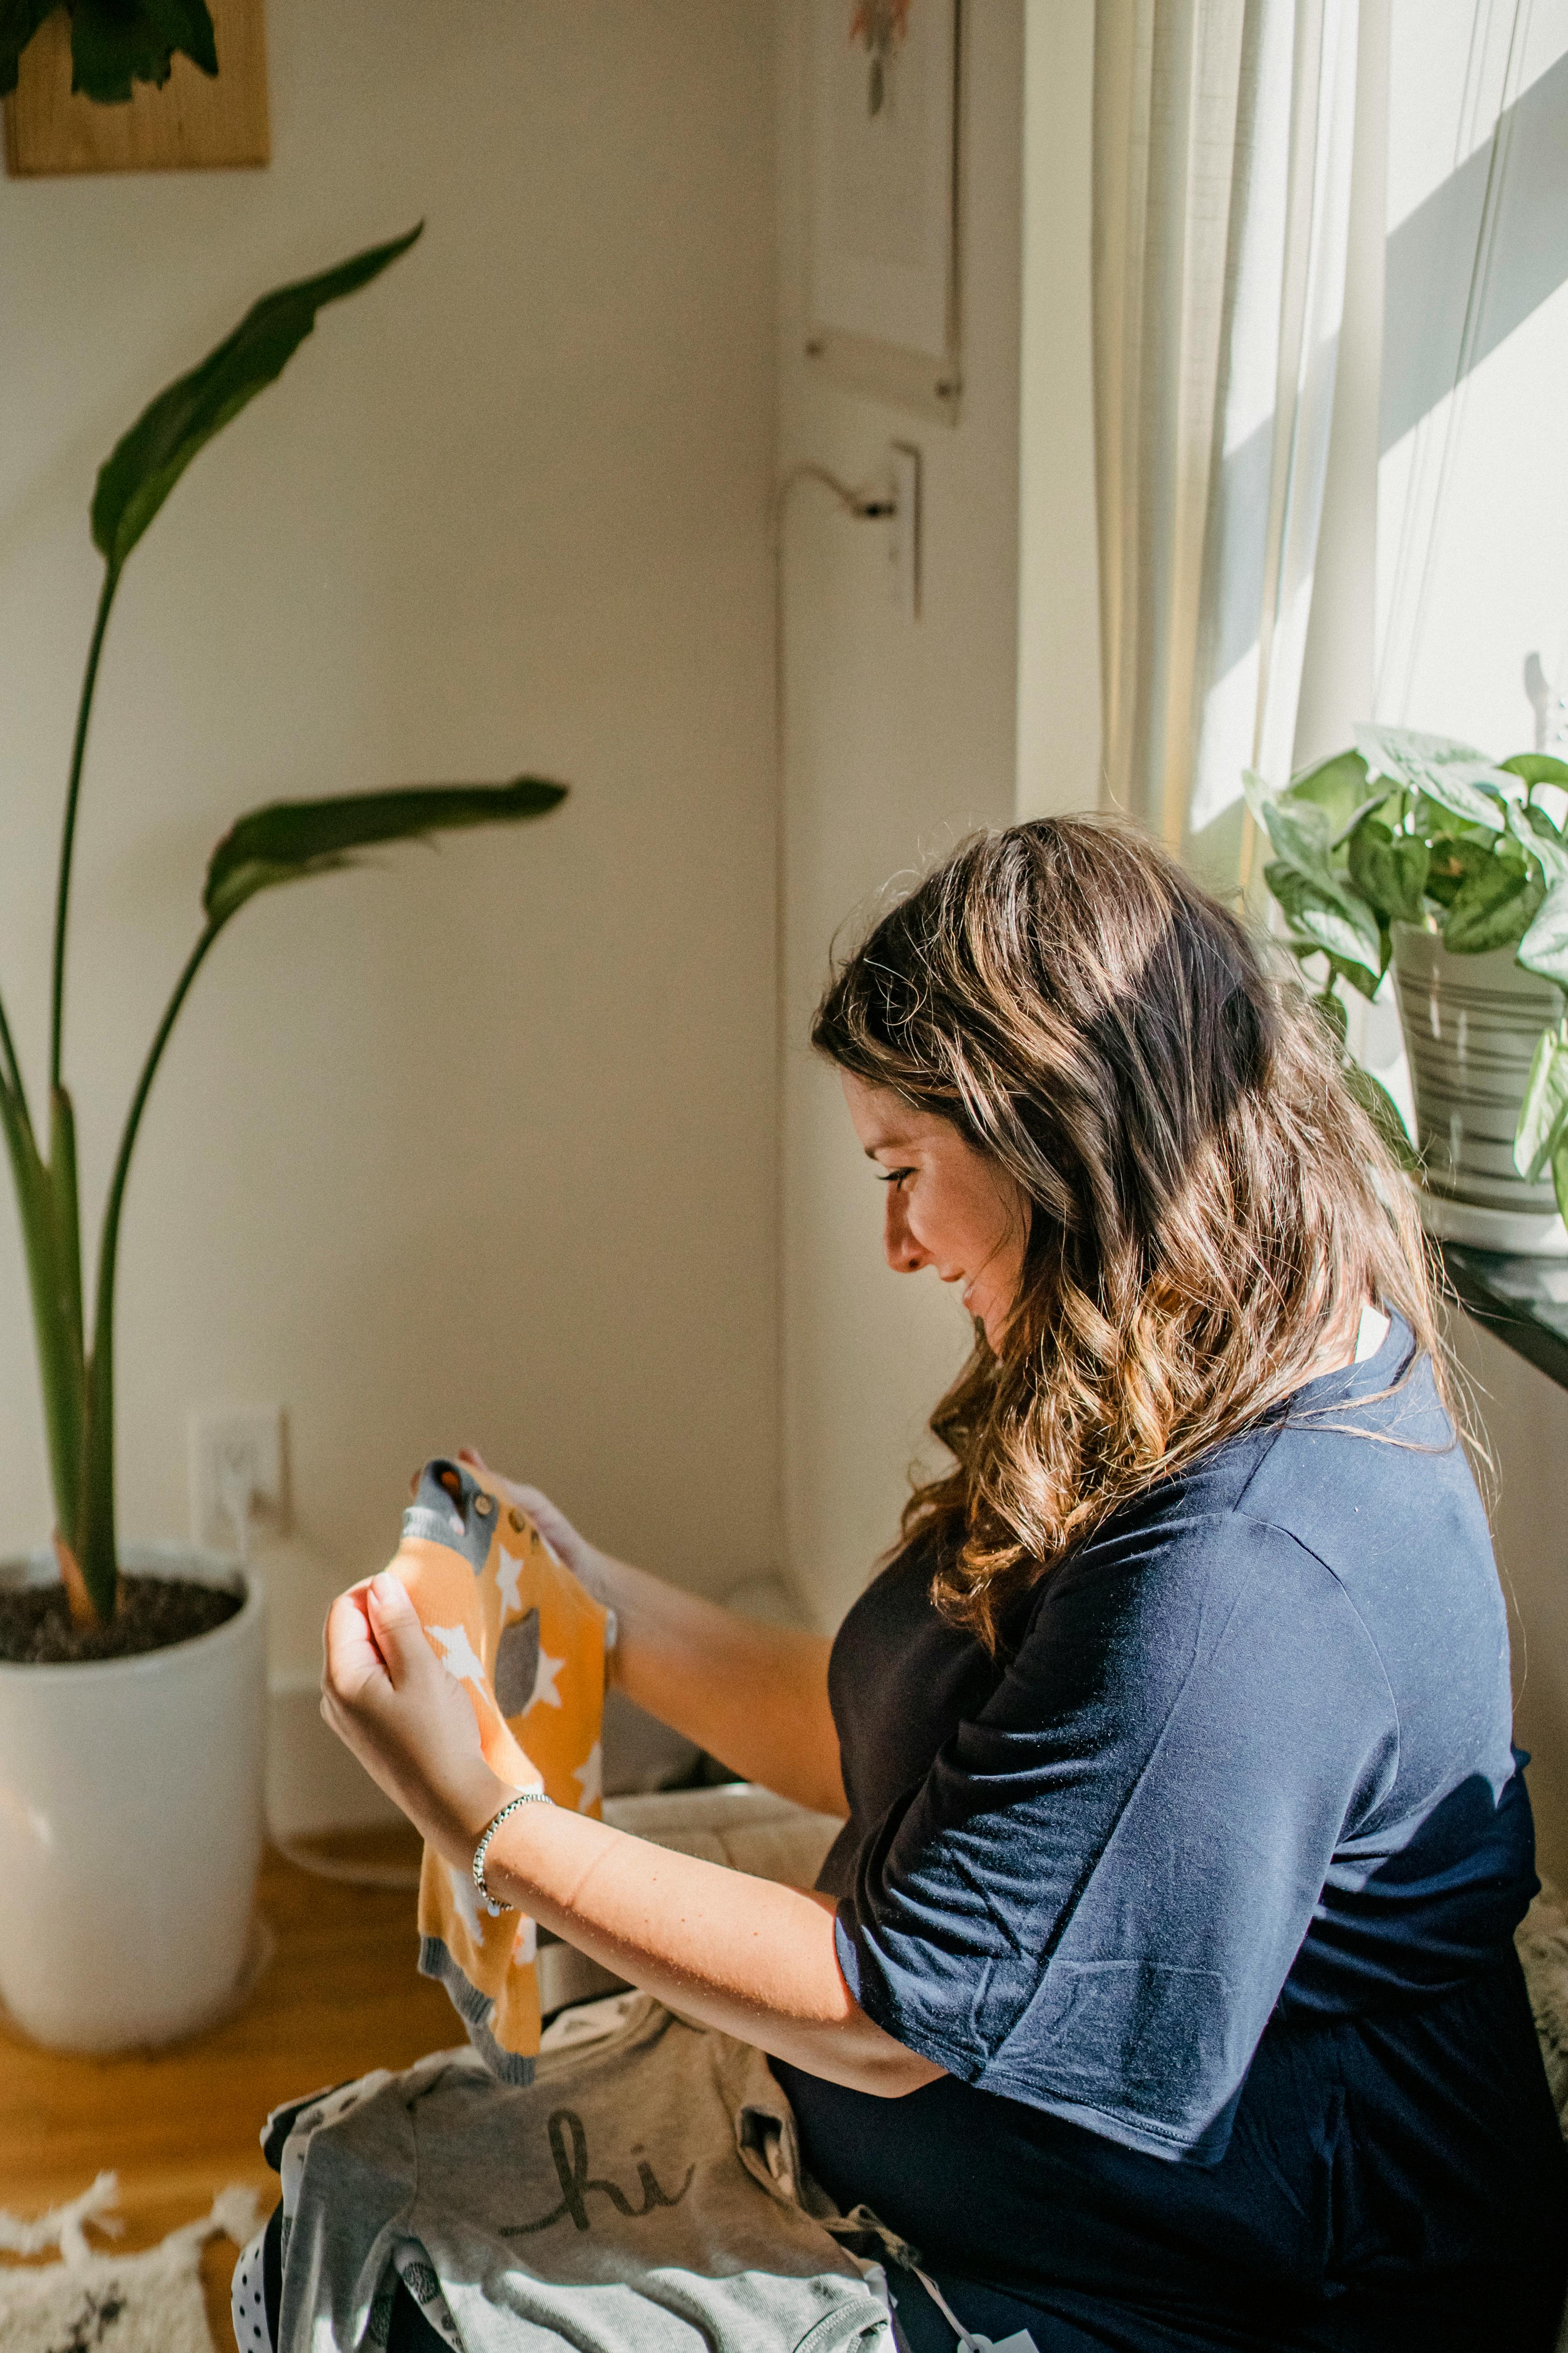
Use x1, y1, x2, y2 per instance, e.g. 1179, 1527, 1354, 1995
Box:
1093, 0, 1361, 890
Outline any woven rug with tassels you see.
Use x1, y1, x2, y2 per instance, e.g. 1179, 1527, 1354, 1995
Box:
0, 2172, 258, 2353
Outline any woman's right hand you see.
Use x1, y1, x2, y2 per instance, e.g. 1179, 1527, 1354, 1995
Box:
456, 1448, 617, 1613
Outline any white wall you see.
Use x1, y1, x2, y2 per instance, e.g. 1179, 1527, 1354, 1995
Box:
0, 1, 781, 1816
775, 0, 1097, 1632
1016, 0, 1102, 818
1292, 0, 1390, 774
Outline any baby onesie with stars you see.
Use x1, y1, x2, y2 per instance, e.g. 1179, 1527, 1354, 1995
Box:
390, 1455, 611, 2081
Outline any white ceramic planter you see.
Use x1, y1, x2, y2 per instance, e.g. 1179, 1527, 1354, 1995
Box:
1391, 922, 1568, 1256
0, 1545, 266, 2053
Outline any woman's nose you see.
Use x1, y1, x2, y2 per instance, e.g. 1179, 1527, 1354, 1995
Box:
884, 1187, 926, 1274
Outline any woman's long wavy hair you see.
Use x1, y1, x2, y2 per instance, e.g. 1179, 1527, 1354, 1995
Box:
811, 818, 1446, 1651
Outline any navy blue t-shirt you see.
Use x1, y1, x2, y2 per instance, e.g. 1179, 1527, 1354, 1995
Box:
777, 1321, 1568, 2348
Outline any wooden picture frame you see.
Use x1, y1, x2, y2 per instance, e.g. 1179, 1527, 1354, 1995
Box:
4, 0, 269, 177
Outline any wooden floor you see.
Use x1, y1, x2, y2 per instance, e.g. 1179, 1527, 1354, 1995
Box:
0, 1831, 456, 2349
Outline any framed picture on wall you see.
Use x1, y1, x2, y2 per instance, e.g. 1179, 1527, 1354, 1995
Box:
805, 0, 962, 422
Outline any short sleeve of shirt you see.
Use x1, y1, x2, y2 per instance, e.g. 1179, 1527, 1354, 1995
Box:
832, 1508, 1400, 2163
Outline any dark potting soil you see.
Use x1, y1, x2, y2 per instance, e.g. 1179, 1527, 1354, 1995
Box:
0, 1572, 242, 1665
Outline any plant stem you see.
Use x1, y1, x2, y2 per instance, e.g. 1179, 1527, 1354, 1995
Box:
0, 984, 27, 1117
95, 917, 225, 1322
49, 1084, 86, 1400
74, 917, 226, 1612
50, 566, 119, 1094
0, 1083, 84, 1551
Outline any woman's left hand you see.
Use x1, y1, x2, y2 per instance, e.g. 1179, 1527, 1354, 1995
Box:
321, 1573, 514, 1870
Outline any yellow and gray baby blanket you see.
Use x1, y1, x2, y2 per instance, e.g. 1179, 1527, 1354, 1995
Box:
389, 1456, 610, 2082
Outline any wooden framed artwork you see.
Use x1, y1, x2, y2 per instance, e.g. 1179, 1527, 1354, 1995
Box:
805, 0, 962, 423
4, 0, 269, 177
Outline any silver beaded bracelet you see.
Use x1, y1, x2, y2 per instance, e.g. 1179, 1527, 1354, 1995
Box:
472, 1790, 552, 1913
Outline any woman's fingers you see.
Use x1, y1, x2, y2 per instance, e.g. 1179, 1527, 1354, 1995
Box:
364, 1571, 430, 1689
323, 1587, 388, 1704
457, 1446, 532, 1513
457, 1449, 584, 1562
453, 1451, 610, 1612
324, 1574, 437, 1707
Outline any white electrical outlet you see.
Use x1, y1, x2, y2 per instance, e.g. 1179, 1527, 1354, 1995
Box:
889, 440, 922, 620
189, 1404, 288, 1556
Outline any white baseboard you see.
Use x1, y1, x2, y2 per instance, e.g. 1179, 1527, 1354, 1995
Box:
267, 1677, 403, 1837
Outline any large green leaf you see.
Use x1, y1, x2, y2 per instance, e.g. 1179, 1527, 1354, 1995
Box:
1407, 761, 1510, 835
1298, 910, 1379, 979
1356, 724, 1507, 833
1424, 834, 1496, 907
91, 223, 422, 577
1506, 801, 1568, 886
1247, 771, 1354, 900
1412, 793, 1490, 844
1285, 747, 1379, 841
1325, 952, 1386, 1003
0, 0, 57, 97
1261, 794, 1338, 884
1500, 753, 1568, 793
69, 0, 215, 102
1347, 818, 1429, 927
1341, 1058, 1419, 1169
1520, 879, 1568, 988
1310, 987, 1349, 1049
1442, 855, 1542, 952
1263, 851, 1382, 993
204, 778, 568, 927
1522, 799, 1568, 843
1514, 1027, 1568, 1182
1241, 772, 1316, 856
1357, 722, 1487, 780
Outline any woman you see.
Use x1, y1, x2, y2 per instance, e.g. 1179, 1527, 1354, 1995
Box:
324, 819, 1568, 2352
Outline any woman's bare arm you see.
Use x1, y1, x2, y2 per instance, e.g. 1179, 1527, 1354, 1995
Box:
321, 1576, 939, 2097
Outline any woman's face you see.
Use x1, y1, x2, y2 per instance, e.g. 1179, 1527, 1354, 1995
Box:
841, 1072, 1030, 1353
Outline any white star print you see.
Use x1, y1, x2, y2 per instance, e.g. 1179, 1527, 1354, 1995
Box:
429, 1623, 486, 1688
527, 1648, 564, 1713
447, 1862, 489, 1941
495, 1545, 525, 1619
572, 1741, 603, 1814
512, 1915, 537, 1967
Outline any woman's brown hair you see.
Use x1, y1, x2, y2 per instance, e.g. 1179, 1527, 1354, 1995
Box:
811, 817, 1445, 1651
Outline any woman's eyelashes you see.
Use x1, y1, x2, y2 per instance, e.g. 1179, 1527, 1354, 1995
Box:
877, 1166, 916, 1189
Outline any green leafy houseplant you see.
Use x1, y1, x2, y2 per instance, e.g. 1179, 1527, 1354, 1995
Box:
0, 224, 566, 1628
1244, 724, 1568, 1214
1, 0, 217, 105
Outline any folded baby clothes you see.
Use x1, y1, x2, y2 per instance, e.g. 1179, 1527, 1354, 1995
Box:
390, 1455, 610, 2082
258, 1996, 901, 2353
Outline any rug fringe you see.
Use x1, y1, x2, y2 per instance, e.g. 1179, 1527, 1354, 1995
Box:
0, 2170, 121, 2264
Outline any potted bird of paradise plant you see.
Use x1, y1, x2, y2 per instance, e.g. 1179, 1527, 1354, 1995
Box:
0, 224, 567, 2051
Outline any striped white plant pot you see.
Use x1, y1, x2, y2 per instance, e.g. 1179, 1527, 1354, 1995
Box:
1391, 921, 1568, 1256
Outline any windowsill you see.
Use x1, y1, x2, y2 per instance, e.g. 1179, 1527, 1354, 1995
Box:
1440, 1243, 1568, 1394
